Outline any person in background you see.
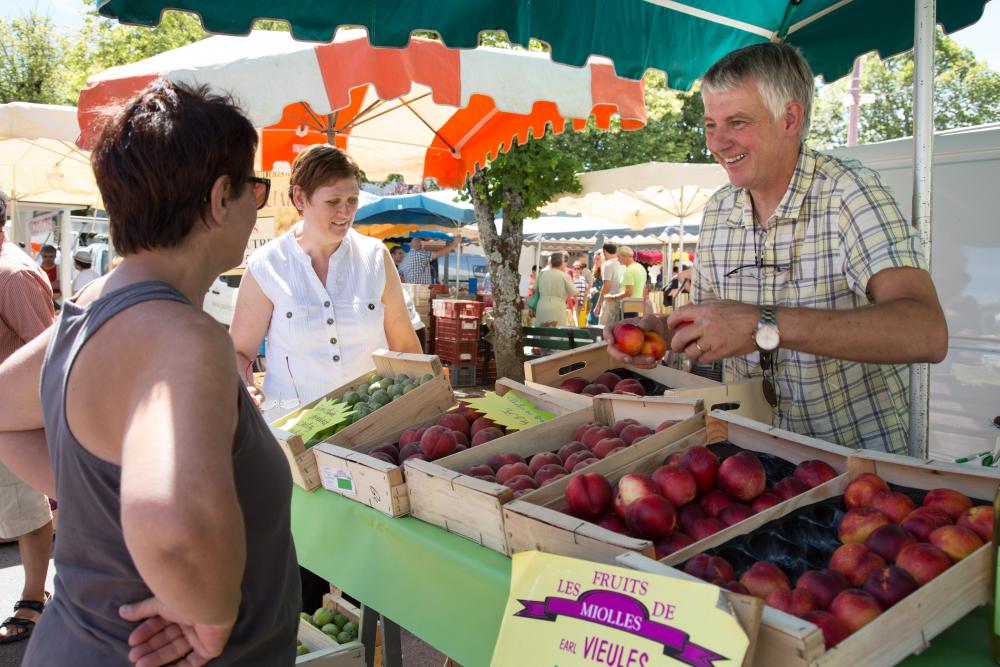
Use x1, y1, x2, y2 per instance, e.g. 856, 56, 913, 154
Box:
588, 251, 605, 325
38, 245, 60, 303
664, 266, 680, 308
397, 234, 461, 285
519, 265, 537, 298
0, 192, 55, 646
0, 81, 301, 665
597, 243, 624, 326
533, 253, 576, 327
389, 245, 406, 277
608, 246, 647, 318
70, 248, 98, 295
572, 258, 590, 326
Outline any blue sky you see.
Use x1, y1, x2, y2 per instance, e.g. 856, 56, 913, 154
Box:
3, 0, 1000, 74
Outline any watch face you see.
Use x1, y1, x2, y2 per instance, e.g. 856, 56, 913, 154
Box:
755, 324, 780, 351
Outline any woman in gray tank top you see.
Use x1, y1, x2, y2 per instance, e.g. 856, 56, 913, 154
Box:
0, 81, 300, 665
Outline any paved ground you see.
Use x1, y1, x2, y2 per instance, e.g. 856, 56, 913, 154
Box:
0, 541, 447, 666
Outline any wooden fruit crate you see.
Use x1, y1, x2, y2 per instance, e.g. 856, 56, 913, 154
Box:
502, 407, 854, 566
311, 378, 562, 518
619, 446, 1000, 667
270, 352, 449, 492
297, 619, 364, 666
523, 340, 720, 406
663, 378, 775, 424
405, 394, 703, 554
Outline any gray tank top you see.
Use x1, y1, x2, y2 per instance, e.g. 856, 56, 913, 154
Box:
26, 280, 300, 666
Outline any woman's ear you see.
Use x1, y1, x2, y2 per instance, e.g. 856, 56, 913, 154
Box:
206, 174, 232, 227
291, 184, 307, 211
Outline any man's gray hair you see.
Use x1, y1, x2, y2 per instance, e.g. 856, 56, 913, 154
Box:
702, 42, 815, 141
549, 252, 564, 268
0, 189, 8, 223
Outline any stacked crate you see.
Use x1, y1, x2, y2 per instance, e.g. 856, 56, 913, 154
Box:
432, 299, 486, 387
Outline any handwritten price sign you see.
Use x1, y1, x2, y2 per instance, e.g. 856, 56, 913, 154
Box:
465, 393, 556, 431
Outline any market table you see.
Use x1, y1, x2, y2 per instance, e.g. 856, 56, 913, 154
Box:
292, 487, 994, 667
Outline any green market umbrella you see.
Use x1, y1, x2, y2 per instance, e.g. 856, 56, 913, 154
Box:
97, 0, 989, 84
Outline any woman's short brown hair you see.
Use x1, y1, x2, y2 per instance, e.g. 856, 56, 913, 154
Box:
289, 145, 361, 213
92, 80, 258, 256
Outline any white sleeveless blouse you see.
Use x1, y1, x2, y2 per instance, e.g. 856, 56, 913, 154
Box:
248, 225, 388, 421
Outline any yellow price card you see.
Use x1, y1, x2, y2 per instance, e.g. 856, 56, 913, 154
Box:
491, 551, 749, 667
466, 392, 556, 431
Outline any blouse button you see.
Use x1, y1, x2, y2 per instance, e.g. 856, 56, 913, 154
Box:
285, 311, 292, 318
326, 318, 334, 325
368, 303, 375, 310
330, 337, 337, 345
332, 355, 340, 362
324, 301, 331, 307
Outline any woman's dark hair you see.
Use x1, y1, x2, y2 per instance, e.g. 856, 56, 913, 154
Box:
92, 80, 258, 255
550, 252, 565, 268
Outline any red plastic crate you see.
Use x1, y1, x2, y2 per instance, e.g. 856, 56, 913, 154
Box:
434, 338, 483, 365
435, 316, 480, 341
432, 299, 485, 319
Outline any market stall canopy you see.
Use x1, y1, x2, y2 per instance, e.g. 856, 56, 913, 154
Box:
97, 1, 989, 83
0, 103, 101, 208
355, 189, 474, 226
542, 161, 728, 231
77, 30, 646, 187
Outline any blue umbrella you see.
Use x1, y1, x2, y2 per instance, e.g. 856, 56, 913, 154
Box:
355, 189, 474, 227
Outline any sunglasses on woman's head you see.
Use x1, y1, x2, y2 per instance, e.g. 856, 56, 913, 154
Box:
250, 176, 271, 210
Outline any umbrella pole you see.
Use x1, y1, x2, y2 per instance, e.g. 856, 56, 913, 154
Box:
908, 0, 935, 459
59, 210, 72, 305
455, 235, 462, 292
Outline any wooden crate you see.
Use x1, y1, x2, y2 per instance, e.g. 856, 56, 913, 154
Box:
297, 619, 365, 666
523, 340, 720, 406
663, 378, 775, 425
405, 394, 703, 554
620, 448, 1000, 667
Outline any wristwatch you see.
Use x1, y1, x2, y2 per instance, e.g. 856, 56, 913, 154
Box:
754, 305, 780, 351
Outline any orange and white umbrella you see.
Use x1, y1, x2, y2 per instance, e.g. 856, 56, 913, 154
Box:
77, 30, 646, 187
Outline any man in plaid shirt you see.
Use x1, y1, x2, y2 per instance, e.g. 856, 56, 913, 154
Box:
608, 43, 947, 454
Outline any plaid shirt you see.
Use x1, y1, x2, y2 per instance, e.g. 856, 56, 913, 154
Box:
693, 146, 926, 454
398, 249, 434, 285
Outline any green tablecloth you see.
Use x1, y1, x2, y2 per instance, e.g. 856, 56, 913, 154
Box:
291, 487, 996, 667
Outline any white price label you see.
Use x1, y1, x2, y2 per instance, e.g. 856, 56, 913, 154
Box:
319, 465, 356, 495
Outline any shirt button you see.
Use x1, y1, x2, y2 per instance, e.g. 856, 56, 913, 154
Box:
286, 311, 292, 318
368, 303, 375, 310
327, 318, 334, 325
330, 337, 337, 345
332, 355, 340, 362
324, 301, 331, 307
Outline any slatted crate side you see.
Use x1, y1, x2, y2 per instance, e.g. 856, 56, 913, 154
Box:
270, 428, 321, 491
591, 394, 703, 428
664, 379, 775, 424
328, 375, 454, 448
494, 377, 593, 417
312, 443, 410, 517
705, 410, 857, 469
297, 621, 365, 667
849, 449, 1000, 502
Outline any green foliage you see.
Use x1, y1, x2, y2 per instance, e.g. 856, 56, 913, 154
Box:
0, 12, 65, 104
810, 30, 1000, 148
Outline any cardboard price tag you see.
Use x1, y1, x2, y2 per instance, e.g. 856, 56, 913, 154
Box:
491, 552, 749, 667
466, 392, 555, 431
278, 398, 353, 443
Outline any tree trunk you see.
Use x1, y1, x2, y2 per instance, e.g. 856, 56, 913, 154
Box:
470, 168, 526, 382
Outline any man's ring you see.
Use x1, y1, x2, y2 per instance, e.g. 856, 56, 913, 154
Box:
694, 342, 704, 353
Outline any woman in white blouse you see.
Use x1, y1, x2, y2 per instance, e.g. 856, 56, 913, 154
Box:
230, 145, 420, 421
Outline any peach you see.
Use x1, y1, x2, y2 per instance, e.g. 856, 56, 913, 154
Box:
843, 473, 891, 509
896, 542, 953, 585
829, 589, 882, 633
870, 491, 917, 524
662, 451, 684, 466
369, 443, 399, 463
557, 441, 589, 462
689, 517, 727, 541
796, 569, 848, 610
564, 450, 597, 471
923, 488, 974, 521
399, 427, 426, 447
773, 476, 809, 500
398, 442, 423, 462
461, 463, 494, 478
512, 488, 534, 498
582, 383, 611, 397
718, 503, 756, 526
611, 418, 639, 435
829, 544, 887, 587
958, 505, 993, 542
700, 490, 734, 518
573, 422, 601, 442
863, 565, 918, 608
528, 452, 562, 475
703, 555, 737, 582
680, 446, 720, 493
717, 451, 766, 502
503, 475, 539, 493
534, 464, 568, 486
719, 580, 750, 595
470, 417, 497, 435
596, 372, 623, 391
751, 492, 783, 513
802, 611, 850, 649
794, 460, 839, 489
458, 405, 481, 423
656, 419, 681, 432
640, 331, 667, 359
452, 431, 469, 447
595, 513, 628, 535
624, 494, 676, 539
838, 507, 891, 544
908, 506, 953, 527
437, 413, 470, 435
593, 437, 629, 459
471, 426, 505, 446
864, 524, 916, 563
899, 513, 940, 542
496, 462, 532, 484
582, 426, 616, 449
651, 465, 698, 508
677, 503, 708, 534
619, 424, 654, 445
559, 377, 589, 394
454, 443, 468, 452
766, 588, 816, 617
370, 451, 396, 464
613, 379, 645, 396
419, 426, 457, 459
487, 452, 525, 472
739, 562, 791, 599
653, 532, 695, 559
683, 554, 714, 580
612, 323, 645, 356
571, 457, 599, 472
565, 473, 613, 519
929, 524, 983, 561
